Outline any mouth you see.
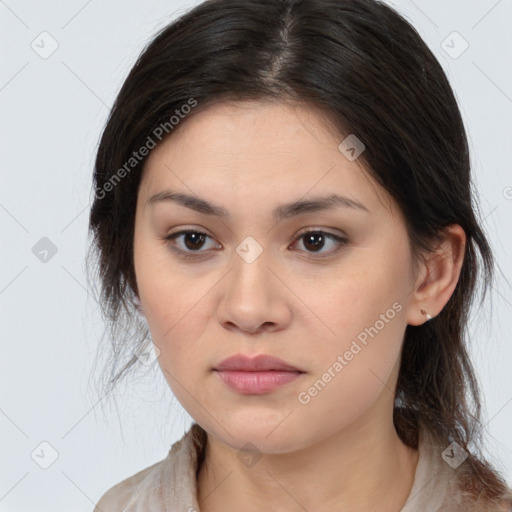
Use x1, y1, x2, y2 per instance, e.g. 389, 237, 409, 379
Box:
213, 354, 305, 395
213, 353, 303, 372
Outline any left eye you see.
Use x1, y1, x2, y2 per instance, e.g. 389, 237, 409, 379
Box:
292, 230, 347, 255
164, 229, 347, 258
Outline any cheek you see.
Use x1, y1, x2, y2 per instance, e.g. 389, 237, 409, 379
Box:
302, 259, 408, 349
135, 263, 217, 389
134, 232, 190, 359
295, 292, 407, 436
296, 249, 410, 404
140, 278, 213, 407
140, 275, 211, 356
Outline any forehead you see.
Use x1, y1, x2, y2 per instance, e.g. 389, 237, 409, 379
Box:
140, 100, 393, 216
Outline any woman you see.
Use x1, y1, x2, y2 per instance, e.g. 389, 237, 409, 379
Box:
88, 0, 512, 510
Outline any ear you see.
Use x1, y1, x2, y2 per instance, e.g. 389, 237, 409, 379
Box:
406, 224, 466, 326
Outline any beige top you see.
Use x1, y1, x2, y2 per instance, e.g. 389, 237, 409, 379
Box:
94, 423, 511, 512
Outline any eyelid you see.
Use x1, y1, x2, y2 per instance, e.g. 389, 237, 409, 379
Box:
294, 226, 347, 239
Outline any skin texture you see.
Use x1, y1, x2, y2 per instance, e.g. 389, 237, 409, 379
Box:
133, 100, 466, 512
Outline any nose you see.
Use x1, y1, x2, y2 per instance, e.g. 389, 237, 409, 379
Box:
214, 250, 292, 335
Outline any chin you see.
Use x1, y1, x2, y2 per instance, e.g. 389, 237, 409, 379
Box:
207, 413, 309, 454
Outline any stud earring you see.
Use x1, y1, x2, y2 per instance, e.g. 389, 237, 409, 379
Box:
420, 308, 433, 320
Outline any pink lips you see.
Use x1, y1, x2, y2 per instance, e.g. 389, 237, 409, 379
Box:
213, 354, 304, 395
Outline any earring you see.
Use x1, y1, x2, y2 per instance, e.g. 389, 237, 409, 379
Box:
420, 308, 433, 320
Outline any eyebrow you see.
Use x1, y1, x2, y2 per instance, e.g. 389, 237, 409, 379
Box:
146, 189, 370, 221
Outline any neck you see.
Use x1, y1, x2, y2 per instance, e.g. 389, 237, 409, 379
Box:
197, 400, 419, 512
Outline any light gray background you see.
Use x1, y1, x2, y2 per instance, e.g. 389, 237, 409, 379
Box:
1, 0, 511, 510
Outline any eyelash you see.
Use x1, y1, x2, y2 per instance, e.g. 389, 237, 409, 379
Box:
163, 229, 349, 260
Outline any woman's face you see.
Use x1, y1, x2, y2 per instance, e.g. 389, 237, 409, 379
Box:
133, 100, 421, 453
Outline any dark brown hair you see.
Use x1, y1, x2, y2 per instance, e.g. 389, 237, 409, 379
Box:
87, 0, 512, 506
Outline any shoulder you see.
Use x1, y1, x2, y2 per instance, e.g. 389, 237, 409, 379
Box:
93, 480, 127, 511
405, 427, 512, 512
92, 423, 206, 511
93, 458, 167, 511
468, 498, 512, 512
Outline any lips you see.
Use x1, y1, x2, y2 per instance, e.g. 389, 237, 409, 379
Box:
213, 354, 304, 394
213, 354, 303, 372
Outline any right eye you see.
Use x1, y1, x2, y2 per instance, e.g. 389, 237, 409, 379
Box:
164, 230, 220, 259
